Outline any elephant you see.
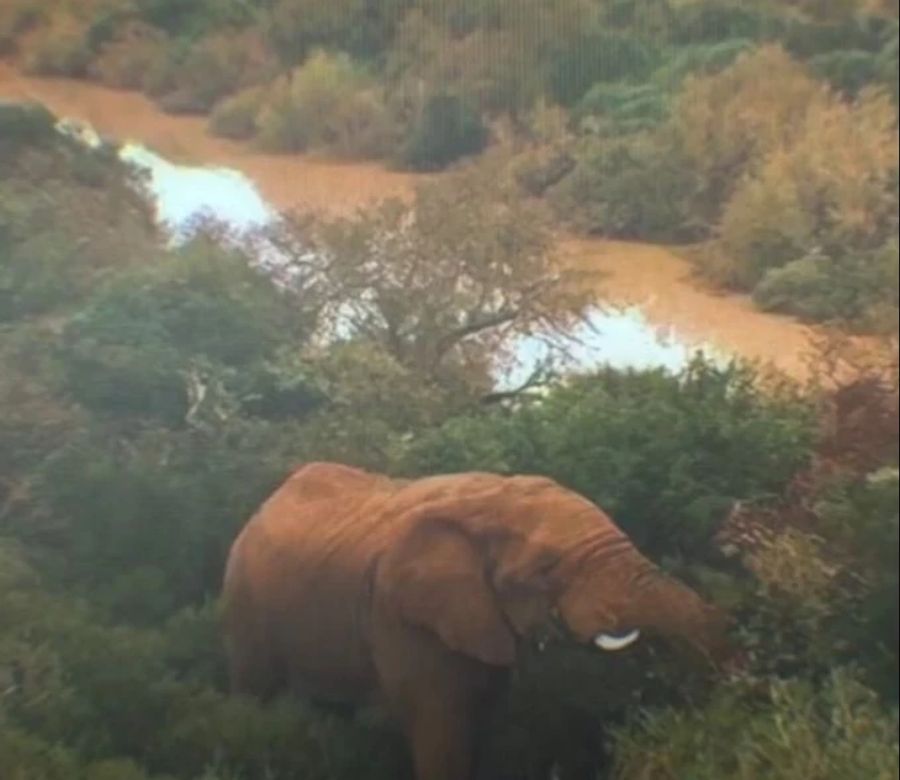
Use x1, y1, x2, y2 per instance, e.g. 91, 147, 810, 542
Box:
222, 462, 736, 780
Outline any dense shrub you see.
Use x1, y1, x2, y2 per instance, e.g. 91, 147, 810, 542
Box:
548, 134, 697, 241
60, 238, 307, 423
652, 38, 755, 89
36, 420, 306, 611
0, 102, 56, 154
137, 44, 182, 98
817, 468, 899, 698
811, 49, 886, 95
613, 671, 899, 780
671, 45, 827, 225
573, 82, 669, 135
753, 243, 899, 325
134, 0, 256, 38
255, 50, 394, 157
88, 22, 169, 90
1, 140, 156, 320
1, 14, 898, 775
0, 539, 407, 779
157, 32, 274, 115
399, 92, 489, 170
666, 1, 777, 44
22, 17, 94, 77
781, 12, 893, 59
546, 30, 659, 107
263, 0, 408, 65
208, 87, 265, 140
401, 359, 815, 557
0, 1, 41, 55
711, 87, 898, 300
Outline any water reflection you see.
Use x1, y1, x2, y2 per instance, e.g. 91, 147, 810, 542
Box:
118, 143, 274, 239
501, 306, 723, 389
57, 119, 721, 378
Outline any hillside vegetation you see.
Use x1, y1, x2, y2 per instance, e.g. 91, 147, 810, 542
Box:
1, 0, 898, 327
1, 103, 898, 779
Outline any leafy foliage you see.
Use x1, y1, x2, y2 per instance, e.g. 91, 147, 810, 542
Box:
399, 92, 488, 171
284, 158, 593, 384
548, 134, 697, 240
255, 50, 394, 157
402, 360, 815, 557
613, 671, 899, 780
1, 2, 899, 777
60, 236, 307, 423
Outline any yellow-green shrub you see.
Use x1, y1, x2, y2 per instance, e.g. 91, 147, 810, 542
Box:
255, 50, 394, 158
88, 22, 169, 90
158, 31, 275, 115
672, 45, 828, 221
0, 0, 41, 55
22, 16, 93, 77
714, 87, 898, 297
613, 671, 900, 780
208, 86, 266, 140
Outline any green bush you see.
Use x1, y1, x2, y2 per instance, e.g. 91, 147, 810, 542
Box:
38, 421, 303, 610
158, 33, 270, 115
877, 26, 898, 100
0, 102, 56, 155
255, 50, 394, 157
89, 23, 170, 90
782, 13, 892, 59
0, 1, 41, 55
573, 82, 669, 135
154, 692, 409, 780
399, 92, 488, 170
546, 30, 659, 107
135, 0, 256, 38
816, 469, 899, 699
0, 227, 90, 320
61, 238, 304, 423
613, 671, 899, 780
667, 1, 778, 44
1, 131, 158, 319
263, 0, 407, 65
401, 359, 815, 557
811, 49, 885, 95
548, 134, 697, 240
0, 727, 84, 780
653, 38, 755, 89
751, 245, 899, 325
208, 87, 265, 140
22, 19, 94, 77
140, 45, 182, 98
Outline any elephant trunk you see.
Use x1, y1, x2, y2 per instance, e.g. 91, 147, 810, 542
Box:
626, 569, 735, 669
556, 544, 736, 670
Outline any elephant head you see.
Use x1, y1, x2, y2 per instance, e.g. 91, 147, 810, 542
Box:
377, 474, 735, 670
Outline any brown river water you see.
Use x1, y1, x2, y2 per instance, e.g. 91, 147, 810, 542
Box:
0, 63, 821, 379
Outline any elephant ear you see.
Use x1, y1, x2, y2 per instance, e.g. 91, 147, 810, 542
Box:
379, 517, 516, 667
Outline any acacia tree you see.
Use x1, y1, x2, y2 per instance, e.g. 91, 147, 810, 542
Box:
269, 158, 596, 393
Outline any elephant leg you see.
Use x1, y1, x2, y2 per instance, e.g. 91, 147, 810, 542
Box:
373, 621, 498, 780
405, 695, 477, 780
470, 670, 509, 780
224, 605, 282, 701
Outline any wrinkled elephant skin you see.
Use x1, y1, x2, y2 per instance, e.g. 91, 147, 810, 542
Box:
222, 462, 733, 780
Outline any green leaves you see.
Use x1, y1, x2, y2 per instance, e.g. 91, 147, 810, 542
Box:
403, 358, 815, 558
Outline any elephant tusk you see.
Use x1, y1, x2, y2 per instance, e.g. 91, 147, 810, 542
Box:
594, 629, 640, 651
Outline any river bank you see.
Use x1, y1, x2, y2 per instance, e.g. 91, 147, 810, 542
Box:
0, 63, 821, 379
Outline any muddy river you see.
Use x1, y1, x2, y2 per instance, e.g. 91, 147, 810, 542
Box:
0, 64, 820, 380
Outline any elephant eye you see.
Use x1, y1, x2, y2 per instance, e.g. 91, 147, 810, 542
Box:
594, 629, 640, 651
